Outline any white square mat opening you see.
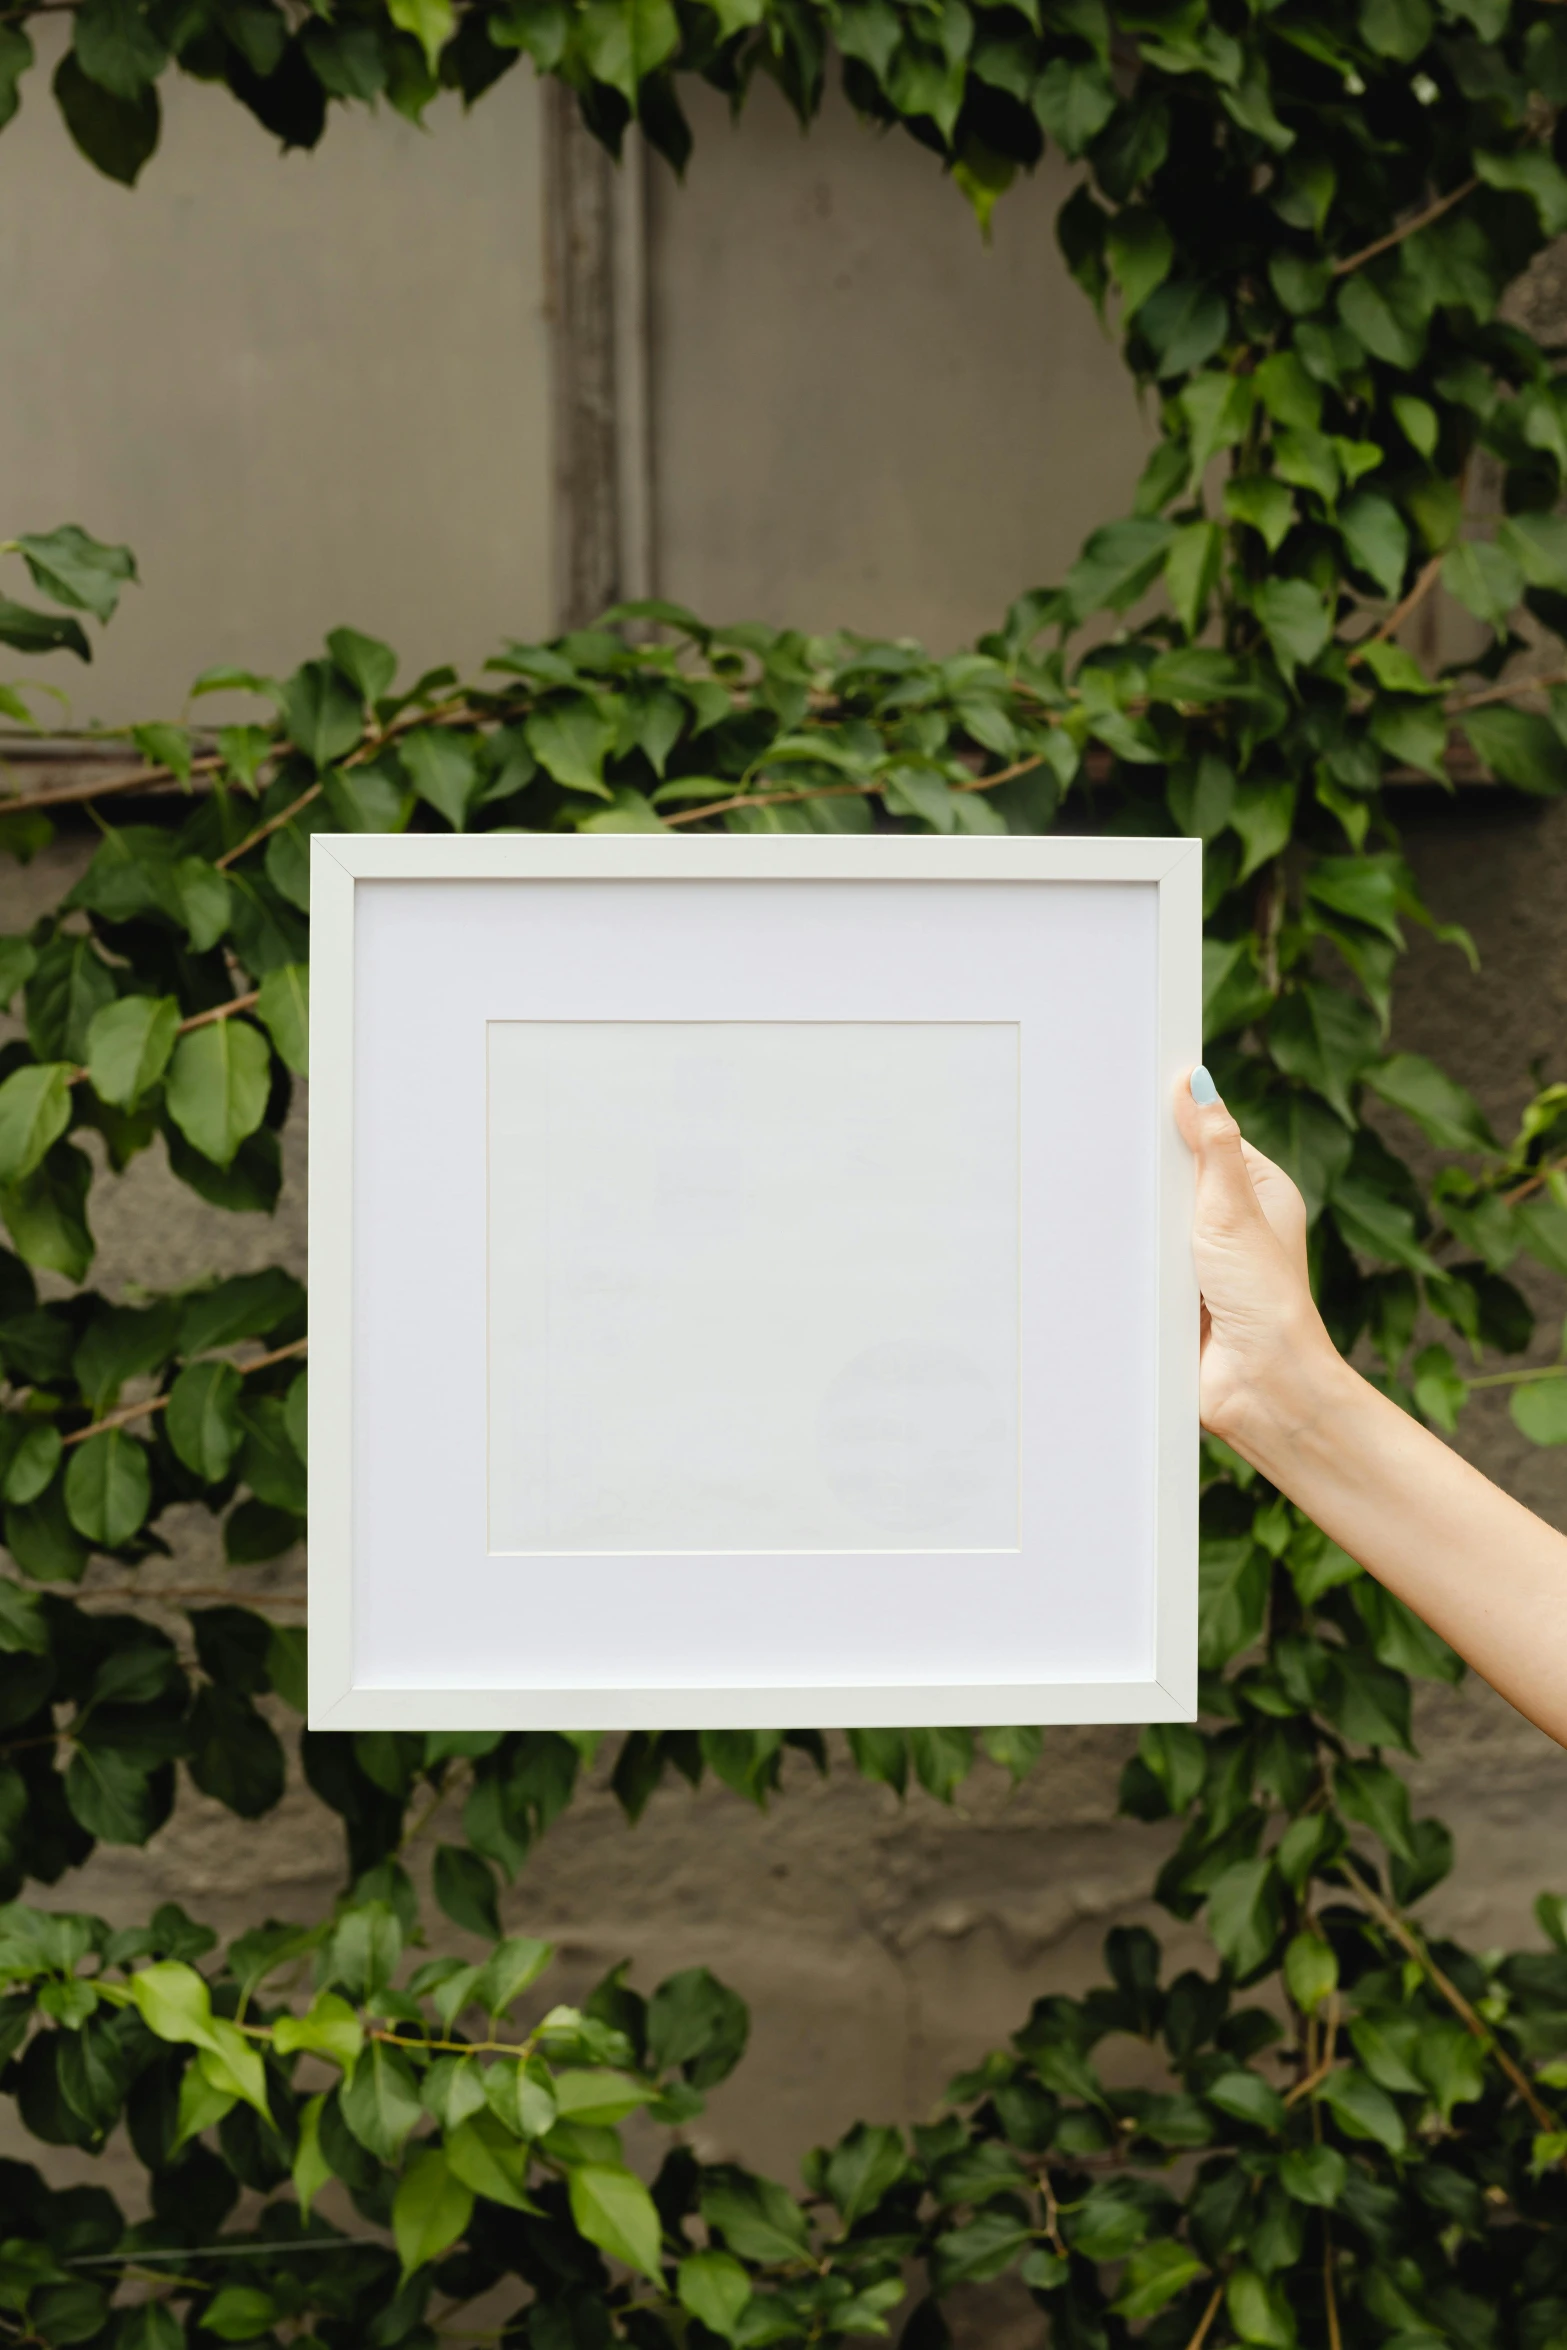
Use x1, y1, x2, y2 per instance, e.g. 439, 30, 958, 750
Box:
487, 1021, 1020, 1555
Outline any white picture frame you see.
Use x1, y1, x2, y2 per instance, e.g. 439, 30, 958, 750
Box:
308, 833, 1201, 1731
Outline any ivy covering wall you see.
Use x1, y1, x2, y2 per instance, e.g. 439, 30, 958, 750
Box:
7, 0, 1567, 2343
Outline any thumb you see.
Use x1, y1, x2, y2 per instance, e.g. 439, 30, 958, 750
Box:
1174, 1066, 1266, 1235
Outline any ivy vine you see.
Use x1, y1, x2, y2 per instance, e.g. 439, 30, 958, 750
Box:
6, 0, 1567, 2339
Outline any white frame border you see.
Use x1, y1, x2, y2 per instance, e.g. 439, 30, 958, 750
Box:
307, 834, 1201, 1730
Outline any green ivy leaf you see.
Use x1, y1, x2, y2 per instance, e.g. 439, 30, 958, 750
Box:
400, 728, 478, 830
933, 2206, 1035, 2285
1267, 984, 1379, 1125
179, 1267, 303, 1358
1224, 476, 1294, 555
13, 523, 137, 621
165, 1359, 245, 1482
1497, 509, 1567, 591
1279, 2143, 1345, 2205
567, 2161, 664, 2283
27, 936, 116, 1065
326, 626, 397, 704
909, 1725, 975, 1802
200, 2287, 279, 2342
1064, 518, 1175, 623
1138, 278, 1228, 378
172, 2056, 236, 2153
1206, 1857, 1283, 1978
1227, 2267, 1296, 2347
1165, 522, 1225, 637
1107, 208, 1174, 316
1335, 1757, 1416, 1859
1200, 1535, 1268, 1667
65, 1743, 164, 1842
1316, 2066, 1406, 2153
1202, 932, 1269, 1033
256, 964, 309, 1077
1064, 2185, 1147, 2260
4, 1423, 61, 1508
845, 1726, 908, 1793
289, 2093, 332, 2220
1511, 1375, 1567, 1445
393, 2144, 474, 2278
6, 1479, 90, 1582
1032, 55, 1115, 154
824, 2123, 906, 2223
1205, 2070, 1285, 2130
85, 997, 180, 1111
701, 2173, 811, 2264
678, 2250, 752, 2343
1339, 492, 1408, 599
647, 1965, 749, 2086
981, 1724, 1043, 1781
164, 1020, 271, 1170
1364, 1053, 1494, 1150
279, 659, 364, 769
473, 1935, 554, 2016
1360, 0, 1431, 57
0, 594, 89, 659
127, 1958, 216, 2047
1475, 146, 1567, 236
1414, 2021, 1487, 2120
187, 1687, 285, 1818
238, 1396, 305, 1513
341, 2041, 422, 2162
1252, 578, 1332, 684
525, 699, 616, 796
1271, 426, 1338, 504
1411, 1342, 1466, 1433
0, 1064, 72, 1188
52, 48, 159, 182
0, 1573, 47, 1654
432, 1842, 501, 1937
446, 2109, 540, 2208
1461, 704, 1567, 795
0, 24, 33, 133
577, 0, 679, 106
1356, 638, 1438, 696
1337, 271, 1424, 368
1180, 370, 1254, 477
1139, 1721, 1208, 1812
71, 0, 167, 96
1112, 2239, 1205, 2318
63, 1427, 151, 1548
1443, 538, 1524, 630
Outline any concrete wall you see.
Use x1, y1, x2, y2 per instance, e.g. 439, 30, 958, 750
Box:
648, 81, 1151, 647
0, 28, 553, 725
2, 58, 1566, 2313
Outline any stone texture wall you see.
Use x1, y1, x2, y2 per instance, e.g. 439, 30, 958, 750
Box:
0, 24, 553, 724
647, 79, 1153, 649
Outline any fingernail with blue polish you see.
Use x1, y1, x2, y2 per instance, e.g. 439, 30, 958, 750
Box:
1190, 1065, 1219, 1106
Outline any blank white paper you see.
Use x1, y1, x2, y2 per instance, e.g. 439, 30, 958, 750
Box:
487, 1021, 1020, 1553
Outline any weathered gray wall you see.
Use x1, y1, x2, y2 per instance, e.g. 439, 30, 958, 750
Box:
0, 26, 553, 724
648, 81, 1152, 647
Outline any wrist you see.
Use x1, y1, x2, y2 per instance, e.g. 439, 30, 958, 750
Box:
1208, 1315, 1364, 1480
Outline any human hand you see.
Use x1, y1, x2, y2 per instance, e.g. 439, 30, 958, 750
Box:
1175, 1066, 1345, 1447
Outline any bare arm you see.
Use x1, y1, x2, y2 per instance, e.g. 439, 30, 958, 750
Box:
1180, 1066, 1567, 1749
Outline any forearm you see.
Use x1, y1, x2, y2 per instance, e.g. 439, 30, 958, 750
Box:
1221, 1347, 1567, 1748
